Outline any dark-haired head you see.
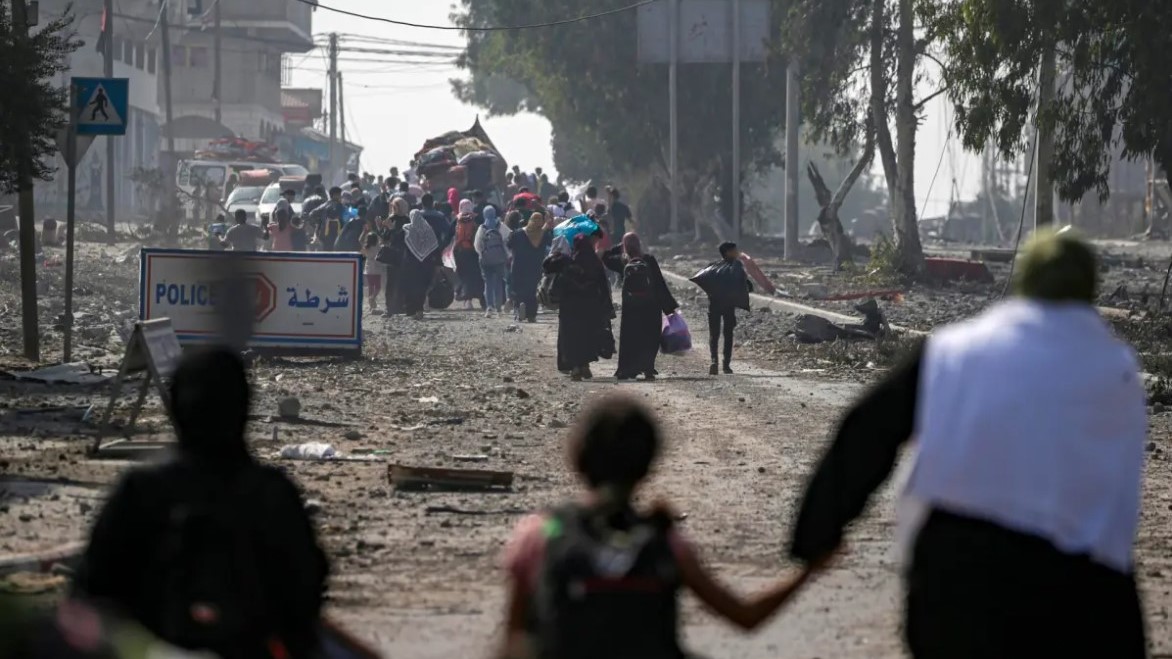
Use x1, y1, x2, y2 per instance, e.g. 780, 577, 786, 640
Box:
569, 396, 661, 495
719, 241, 739, 259
557, 190, 570, 203
421, 193, 435, 209
585, 186, 598, 198
399, 181, 410, 192
169, 346, 251, 465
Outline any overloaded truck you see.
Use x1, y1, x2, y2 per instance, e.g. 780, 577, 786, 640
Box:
414, 118, 507, 205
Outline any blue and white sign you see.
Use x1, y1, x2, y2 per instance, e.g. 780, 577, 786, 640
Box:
139, 248, 364, 354
73, 77, 128, 136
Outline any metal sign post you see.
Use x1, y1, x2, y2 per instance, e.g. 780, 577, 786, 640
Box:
64, 82, 78, 362
63, 77, 127, 362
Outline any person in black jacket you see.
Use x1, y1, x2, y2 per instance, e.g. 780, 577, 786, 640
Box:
74, 347, 328, 659
705, 242, 751, 375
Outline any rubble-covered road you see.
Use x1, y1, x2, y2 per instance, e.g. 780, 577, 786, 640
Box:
2, 241, 1172, 657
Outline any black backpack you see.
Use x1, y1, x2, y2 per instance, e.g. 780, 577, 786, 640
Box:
623, 258, 654, 299
532, 504, 683, 659
154, 474, 273, 656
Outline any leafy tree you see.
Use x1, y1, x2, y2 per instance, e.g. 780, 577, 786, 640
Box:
451, 0, 792, 240
0, 3, 80, 194
783, 0, 938, 274
932, 0, 1172, 204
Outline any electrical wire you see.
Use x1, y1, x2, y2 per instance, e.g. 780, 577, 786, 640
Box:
288, 0, 660, 31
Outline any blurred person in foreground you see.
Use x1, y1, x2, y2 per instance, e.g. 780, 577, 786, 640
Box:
74, 347, 329, 659
790, 229, 1147, 658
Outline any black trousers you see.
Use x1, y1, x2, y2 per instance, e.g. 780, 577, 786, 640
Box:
906, 510, 1146, 659
707, 306, 736, 363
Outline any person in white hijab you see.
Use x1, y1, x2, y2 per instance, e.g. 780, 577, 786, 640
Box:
789, 229, 1148, 658
396, 209, 440, 320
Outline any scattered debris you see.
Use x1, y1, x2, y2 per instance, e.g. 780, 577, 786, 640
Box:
277, 396, 302, 419
389, 464, 514, 492
923, 257, 994, 283
279, 443, 338, 460
451, 454, 490, 462
2, 363, 112, 385
424, 505, 527, 516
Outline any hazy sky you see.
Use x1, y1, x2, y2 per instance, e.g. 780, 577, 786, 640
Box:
290, 1, 979, 217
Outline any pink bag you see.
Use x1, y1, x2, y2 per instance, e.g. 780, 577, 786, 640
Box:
661, 312, 692, 354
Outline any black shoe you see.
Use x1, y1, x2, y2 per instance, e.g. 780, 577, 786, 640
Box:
723, 363, 734, 374
582, 366, 594, 380
616, 372, 635, 381
709, 363, 719, 376
643, 372, 656, 382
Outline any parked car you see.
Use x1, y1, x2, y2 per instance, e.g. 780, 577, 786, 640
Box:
257, 174, 322, 223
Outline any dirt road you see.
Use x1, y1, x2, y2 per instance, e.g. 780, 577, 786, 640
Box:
3, 243, 1172, 657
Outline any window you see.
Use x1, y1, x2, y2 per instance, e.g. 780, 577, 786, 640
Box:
122, 39, 133, 65
147, 48, 156, 74
111, 37, 121, 57
189, 46, 209, 68
135, 43, 144, 69
171, 45, 186, 67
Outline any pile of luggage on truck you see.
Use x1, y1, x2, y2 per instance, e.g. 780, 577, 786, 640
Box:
413, 118, 507, 197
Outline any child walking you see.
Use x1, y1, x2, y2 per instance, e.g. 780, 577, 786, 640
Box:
363, 232, 384, 313
497, 396, 823, 659
705, 241, 752, 375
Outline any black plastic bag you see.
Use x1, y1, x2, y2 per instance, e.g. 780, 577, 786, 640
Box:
690, 260, 750, 311
428, 270, 455, 309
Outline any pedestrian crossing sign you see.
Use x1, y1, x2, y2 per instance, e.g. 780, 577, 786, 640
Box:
73, 77, 128, 136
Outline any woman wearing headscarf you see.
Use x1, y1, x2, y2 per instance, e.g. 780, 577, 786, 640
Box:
475, 206, 512, 318
446, 187, 460, 216
602, 232, 678, 380
789, 230, 1148, 658
378, 197, 411, 314
452, 198, 485, 310
397, 209, 440, 320
507, 212, 553, 323
543, 233, 615, 380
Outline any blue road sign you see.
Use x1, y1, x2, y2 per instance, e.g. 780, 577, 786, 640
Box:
74, 77, 128, 136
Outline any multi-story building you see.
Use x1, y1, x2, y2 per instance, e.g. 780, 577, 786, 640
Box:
32, 0, 317, 220
168, 0, 315, 144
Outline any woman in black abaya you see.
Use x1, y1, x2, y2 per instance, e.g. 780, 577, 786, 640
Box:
602, 232, 678, 381
543, 233, 614, 380
378, 198, 411, 315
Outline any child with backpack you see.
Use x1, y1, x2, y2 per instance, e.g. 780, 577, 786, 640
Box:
497, 396, 824, 659
475, 206, 512, 318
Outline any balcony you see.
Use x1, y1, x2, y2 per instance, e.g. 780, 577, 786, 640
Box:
180, 0, 314, 52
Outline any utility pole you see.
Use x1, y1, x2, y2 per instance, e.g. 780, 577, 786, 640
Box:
103, 0, 114, 237
213, 0, 222, 124
10, 0, 39, 361
667, 0, 678, 240
731, 0, 741, 240
160, 0, 175, 155
328, 32, 338, 186
784, 61, 800, 259
1035, 45, 1056, 228
339, 70, 346, 171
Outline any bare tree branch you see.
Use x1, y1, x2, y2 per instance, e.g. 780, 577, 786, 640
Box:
913, 85, 950, 111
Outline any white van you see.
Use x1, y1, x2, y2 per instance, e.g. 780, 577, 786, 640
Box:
177, 160, 308, 219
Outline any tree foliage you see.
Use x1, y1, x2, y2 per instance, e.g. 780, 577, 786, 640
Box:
783, 0, 934, 274
0, 3, 80, 194
933, 0, 1172, 202
451, 0, 792, 237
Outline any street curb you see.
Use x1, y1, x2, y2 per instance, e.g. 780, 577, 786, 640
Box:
659, 269, 927, 336
0, 540, 86, 577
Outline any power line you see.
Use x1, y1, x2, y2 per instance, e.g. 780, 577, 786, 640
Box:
332, 34, 463, 50
289, 0, 660, 31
